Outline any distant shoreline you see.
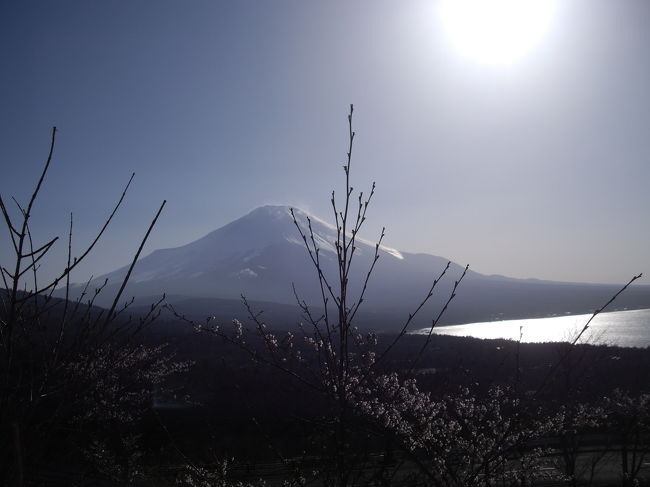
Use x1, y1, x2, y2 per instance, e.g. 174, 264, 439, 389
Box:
412, 307, 650, 348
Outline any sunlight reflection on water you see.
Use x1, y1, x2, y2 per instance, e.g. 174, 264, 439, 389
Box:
414, 309, 650, 348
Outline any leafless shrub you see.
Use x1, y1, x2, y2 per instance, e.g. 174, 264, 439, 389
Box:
0, 127, 189, 486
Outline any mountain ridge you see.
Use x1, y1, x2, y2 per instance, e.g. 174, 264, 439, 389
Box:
73, 205, 650, 330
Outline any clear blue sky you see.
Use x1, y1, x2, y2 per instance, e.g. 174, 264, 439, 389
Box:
1, 0, 648, 285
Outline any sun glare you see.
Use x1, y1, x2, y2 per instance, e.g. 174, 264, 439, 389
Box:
438, 0, 557, 66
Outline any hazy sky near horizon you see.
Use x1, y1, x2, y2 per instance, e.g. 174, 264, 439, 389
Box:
1, 0, 649, 286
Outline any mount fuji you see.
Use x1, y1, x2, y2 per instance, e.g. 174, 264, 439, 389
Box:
81, 205, 650, 330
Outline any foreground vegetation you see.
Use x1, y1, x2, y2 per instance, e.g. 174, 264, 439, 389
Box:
4, 315, 649, 486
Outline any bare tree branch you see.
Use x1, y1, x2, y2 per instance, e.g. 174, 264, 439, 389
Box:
103, 199, 166, 329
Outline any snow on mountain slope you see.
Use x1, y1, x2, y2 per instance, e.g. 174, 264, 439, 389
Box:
100, 205, 404, 284
82, 205, 650, 327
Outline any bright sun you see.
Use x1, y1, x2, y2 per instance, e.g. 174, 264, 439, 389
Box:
438, 0, 557, 66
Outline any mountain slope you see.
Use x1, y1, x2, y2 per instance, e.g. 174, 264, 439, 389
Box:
82, 205, 650, 330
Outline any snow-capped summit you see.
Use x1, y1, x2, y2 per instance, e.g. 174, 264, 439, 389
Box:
81, 205, 650, 329
91, 205, 416, 305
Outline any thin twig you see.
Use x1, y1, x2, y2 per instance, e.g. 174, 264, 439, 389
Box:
534, 273, 643, 396
20, 172, 136, 300
103, 200, 166, 329
408, 264, 470, 373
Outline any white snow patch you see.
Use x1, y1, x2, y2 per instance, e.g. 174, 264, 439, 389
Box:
380, 245, 404, 260
285, 231, 402, 259
235, 268, 258, 278
285, 235, 304, 247
132, 270, 158, 283
243, 250, 261, 262
355, 236, 404, 260
285, 234, 336, 253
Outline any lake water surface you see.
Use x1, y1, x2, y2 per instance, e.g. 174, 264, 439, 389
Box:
414, 308, 650, 348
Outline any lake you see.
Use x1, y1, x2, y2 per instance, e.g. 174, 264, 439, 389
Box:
414, 308, 650, 348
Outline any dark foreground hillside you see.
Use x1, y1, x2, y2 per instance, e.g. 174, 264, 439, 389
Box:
131, 324, 650, 486
3, 307, 650, 486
